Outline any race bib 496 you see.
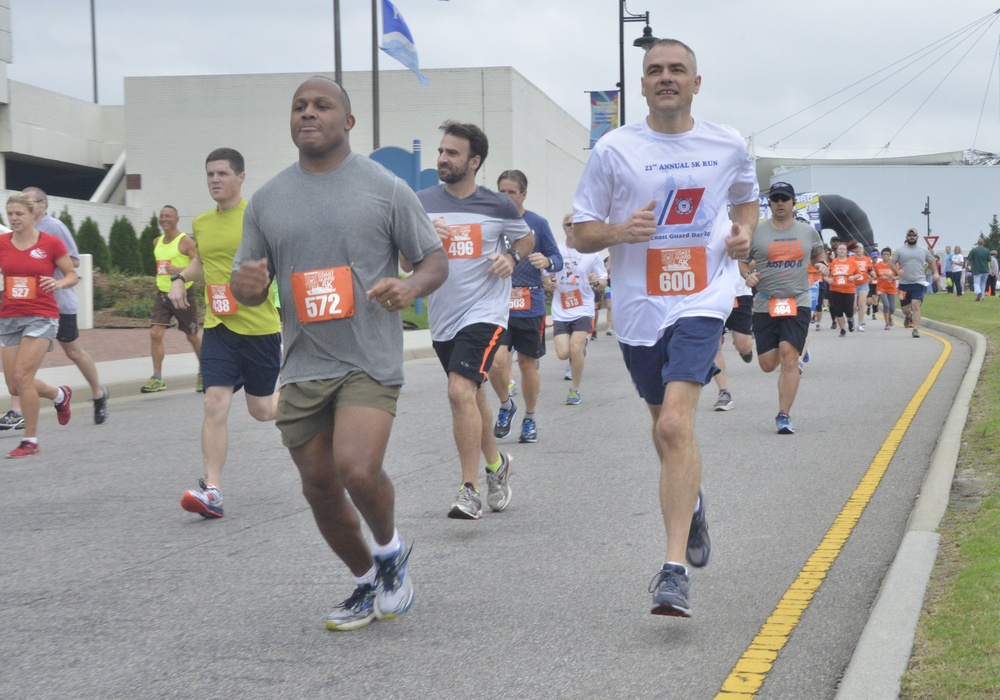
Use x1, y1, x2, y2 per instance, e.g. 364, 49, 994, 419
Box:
446, 224, 483, 259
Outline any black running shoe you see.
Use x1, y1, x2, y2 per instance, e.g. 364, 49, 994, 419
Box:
687, 488, 711, 567
93, 388, 110, 425
493, 400, 517, 439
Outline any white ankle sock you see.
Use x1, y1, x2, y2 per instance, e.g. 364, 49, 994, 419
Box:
371, 529, 402, 557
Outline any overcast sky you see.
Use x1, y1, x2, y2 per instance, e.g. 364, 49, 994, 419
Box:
8, 1, 1000, 158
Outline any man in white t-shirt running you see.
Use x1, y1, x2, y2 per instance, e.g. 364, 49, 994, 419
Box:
573, 39, 759, 618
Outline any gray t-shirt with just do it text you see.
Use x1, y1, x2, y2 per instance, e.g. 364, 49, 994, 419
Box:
748, 218, 824, 314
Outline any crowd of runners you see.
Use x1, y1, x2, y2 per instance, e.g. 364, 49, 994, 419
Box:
0, 37, 965, 631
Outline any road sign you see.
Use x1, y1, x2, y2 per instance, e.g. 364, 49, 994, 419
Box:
925, 236, 939, 249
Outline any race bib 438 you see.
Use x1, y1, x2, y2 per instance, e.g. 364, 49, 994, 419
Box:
207, 284, 238, 315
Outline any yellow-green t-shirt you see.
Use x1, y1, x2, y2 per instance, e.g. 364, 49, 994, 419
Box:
154, 232, 194, 292
191, 199, 280, 335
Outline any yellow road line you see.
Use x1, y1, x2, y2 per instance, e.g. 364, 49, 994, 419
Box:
715, 329, 953, 699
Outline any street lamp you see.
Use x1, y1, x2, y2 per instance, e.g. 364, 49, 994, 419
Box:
921, 196, 931, 239
619, 1, 657, 126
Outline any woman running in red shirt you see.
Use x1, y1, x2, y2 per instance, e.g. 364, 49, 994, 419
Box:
0, 192, 78, 458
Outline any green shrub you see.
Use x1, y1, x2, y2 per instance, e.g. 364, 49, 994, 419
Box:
109, 216, 143, 275
92, 284, 109, 309
114, 299, 154, 318
138, 213, 160, 276
77, 217, 111, 272
58, 207, 75, 234
92, 271, 157, 309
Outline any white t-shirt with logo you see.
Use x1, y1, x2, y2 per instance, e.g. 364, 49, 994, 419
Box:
550, 243, 608, 322
573, 118, 759, 346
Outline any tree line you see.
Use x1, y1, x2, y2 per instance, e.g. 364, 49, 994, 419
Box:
56, 209, 162, 276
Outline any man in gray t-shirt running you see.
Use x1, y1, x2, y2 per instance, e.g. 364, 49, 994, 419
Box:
890, 228, 939, 338
232, 76, 447, 632
742, 182, 827, 435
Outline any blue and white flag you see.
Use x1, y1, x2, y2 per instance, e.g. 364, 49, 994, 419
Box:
380, 0, 429, 85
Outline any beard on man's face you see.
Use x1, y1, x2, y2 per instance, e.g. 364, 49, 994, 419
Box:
438, 161, 469, 185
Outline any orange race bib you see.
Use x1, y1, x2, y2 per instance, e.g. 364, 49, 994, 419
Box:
646, 247, 708, 296
7, 276, 37, 300
156, 259, 171, 275
509, 286, 531, 311
560, 289, 583, 310
291, 267, 355, 323
445, 224, 483, 259
207, 284, 238, 316
768, 297, 798, 317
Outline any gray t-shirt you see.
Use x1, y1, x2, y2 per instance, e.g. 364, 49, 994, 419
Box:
416, 185, 531, 342
894, 243, 936, 285
236, 152, 442, 387
748, 218, 823, 314
36, 214, 79, 314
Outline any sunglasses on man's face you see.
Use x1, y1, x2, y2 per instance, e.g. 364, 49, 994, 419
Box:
769, 195, 791, 203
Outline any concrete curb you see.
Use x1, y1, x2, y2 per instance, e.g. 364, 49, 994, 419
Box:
835, 317, 986, 699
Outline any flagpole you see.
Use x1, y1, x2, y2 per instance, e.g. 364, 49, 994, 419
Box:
371, 0, 380, 150
333, 0, 342, 85
90, 0, 98, 103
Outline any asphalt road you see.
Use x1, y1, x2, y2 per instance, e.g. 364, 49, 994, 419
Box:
0, 320, 970, 699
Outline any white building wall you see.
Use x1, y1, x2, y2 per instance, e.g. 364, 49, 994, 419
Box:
123, 67, 588, 238
773, 165, 1000, 253
0, 2, 10, 66
3, 81, 122, 169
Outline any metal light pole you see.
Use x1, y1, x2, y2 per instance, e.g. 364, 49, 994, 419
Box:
618, 1, 657, 126
333, 0, 342, 85
371, 0, 380, 150
90, 0, 98, 103
922, 196, 931, 238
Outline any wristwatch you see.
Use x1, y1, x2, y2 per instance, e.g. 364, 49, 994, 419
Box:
170, 273, 186, 283
508, 249, 522, 265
